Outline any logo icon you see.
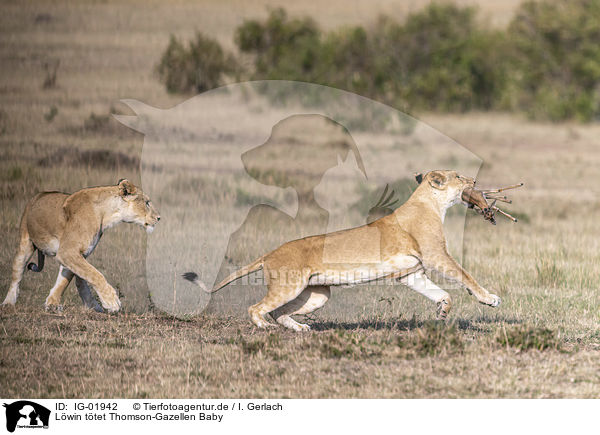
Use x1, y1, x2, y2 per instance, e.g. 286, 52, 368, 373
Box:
115, 81, 482, 316
3, 401, 50, 433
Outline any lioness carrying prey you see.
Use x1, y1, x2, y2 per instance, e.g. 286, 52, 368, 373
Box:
184, 170, 500, 331
2, 179, 160, 312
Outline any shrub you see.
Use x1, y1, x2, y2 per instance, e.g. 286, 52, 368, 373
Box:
158, 2, 600, 122
314, 26, 376, 98
157, 32, 237, 94
235, 5, 507, 113
375, 4, 508, 111
236, 9, 319, 78
506, 0, 600, 121
237, 10, 379, 97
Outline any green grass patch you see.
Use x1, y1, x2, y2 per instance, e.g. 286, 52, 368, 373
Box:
397, 322, 464, 357
496, 325, 561, 351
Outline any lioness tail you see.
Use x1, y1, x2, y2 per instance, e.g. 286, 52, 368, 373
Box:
27, 248, 45, 273
183, 256, 265, 294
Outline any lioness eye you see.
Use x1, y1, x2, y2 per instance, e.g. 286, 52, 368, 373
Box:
145, 200, 150, 207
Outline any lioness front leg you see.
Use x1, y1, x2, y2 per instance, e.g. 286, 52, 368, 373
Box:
427, 252, 500, 307
45, 266, 104, 312
399, 271, 452, 320
56, 251, 121, 312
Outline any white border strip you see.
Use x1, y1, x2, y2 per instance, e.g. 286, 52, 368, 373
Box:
0, 399, 596, 435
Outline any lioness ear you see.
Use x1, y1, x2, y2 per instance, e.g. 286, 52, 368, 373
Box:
118, 179, 137, 197
415, 173, 423, 184
428, 171, 448, 189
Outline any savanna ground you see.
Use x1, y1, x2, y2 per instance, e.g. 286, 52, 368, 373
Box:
1, 0, 600, 398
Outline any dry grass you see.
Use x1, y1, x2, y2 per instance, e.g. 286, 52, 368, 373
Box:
1, 0, 600, 399
1, 304, 597, 398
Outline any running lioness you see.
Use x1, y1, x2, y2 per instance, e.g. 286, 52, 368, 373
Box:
185, 170, 500, 330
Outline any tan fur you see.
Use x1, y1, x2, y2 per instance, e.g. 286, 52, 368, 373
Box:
186, 170, 500, 331
2, 179, 160, 312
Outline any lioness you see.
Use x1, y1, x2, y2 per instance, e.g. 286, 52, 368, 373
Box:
2, 179, 160, 312
185, 170, 501, 331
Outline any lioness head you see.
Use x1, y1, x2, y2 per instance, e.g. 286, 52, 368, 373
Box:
117, 179, 161, 233
415, 170, 475, 210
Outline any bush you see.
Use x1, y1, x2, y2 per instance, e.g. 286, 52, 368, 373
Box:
374, 4, 508, 111
315, 26, 375, 98
506, 0, 600, 121
236, 8, 320, 81
157, 32, 237, 94
235, 6, 507, 113
159, 2, 600, 122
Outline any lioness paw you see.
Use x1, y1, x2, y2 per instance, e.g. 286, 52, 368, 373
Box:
487, 294, 501, 307
253, 319, 276, 329
2, 296, 17, 306
100, 295, 121, 313
292, 322, 311, 332
44, 303, 64, 313
0, 300, 16, 309
104, 300, 121, 313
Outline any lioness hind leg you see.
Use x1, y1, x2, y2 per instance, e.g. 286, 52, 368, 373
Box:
2, 230, 35, 306
270, 286, 331, 331
75, 277, 103, 312
45, 265, 74, 310
248, 303, 277, 329
400, 271, 452, 320
248, 270, 310, 329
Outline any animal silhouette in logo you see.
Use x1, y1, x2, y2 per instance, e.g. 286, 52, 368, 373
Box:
114, 81, 482, 315
206, 114, 366, 313
3, 401, 50, 432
